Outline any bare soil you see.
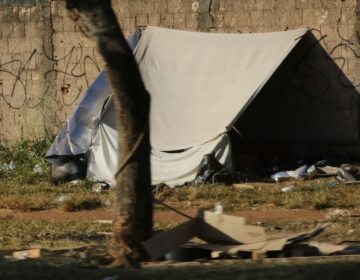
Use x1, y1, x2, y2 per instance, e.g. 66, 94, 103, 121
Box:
8, 208, 326, 224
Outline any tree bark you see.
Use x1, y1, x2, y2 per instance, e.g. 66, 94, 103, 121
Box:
65, 0, 153, 265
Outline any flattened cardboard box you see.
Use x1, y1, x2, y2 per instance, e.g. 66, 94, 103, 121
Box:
143, 211, 279, 260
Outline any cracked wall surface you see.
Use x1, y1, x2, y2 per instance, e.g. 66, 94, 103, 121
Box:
0, 0, 359, 156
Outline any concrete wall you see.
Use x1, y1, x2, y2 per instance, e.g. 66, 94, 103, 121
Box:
0, 0, 359, 157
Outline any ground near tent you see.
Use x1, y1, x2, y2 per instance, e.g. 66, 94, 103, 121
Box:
2, 145, 360, 279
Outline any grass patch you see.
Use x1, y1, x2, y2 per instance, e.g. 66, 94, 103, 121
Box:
0, 179, 110, 212
2, 139, 360, 214
0, 220, 110, 250
0, 139, 111, 212
154, 181, 360, 211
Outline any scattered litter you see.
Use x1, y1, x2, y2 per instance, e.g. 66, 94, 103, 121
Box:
57, 195, 70, 203
336, 168, 356, 183
50, 157, 87, 185
94, 220, 113, 224
12, 249, 42, 260
8, 161, 15, 170
271, 171, 291, 182
101, 198, 112, 207
97, 232, 112, 236
270, 162, 360, 184
325, 209, 351, 220
214, 203, 223, 214
33, 164, 43, 174
0, 161, 15, 171
318, 166, 340, 176
281, 185, 297, 193
342, 164, 359, 173
287, 165, 308, 179
233, 184, 255, 190
70, 180, 83, 185
92, 181, 111, 193
271, 165, 308, 182
142, 210, 328, 260
194, 153, 232, 185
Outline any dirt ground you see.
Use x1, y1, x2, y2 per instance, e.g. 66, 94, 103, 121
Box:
9, 207, 326, 223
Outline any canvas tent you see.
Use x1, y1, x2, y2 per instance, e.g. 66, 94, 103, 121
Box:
46, 26, 308, 187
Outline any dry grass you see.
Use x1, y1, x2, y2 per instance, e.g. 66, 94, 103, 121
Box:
0, 220, 110, 250
2, 174, 360, 213
2, 139, 360, 213
154, 179, 360, 211
0, 175, 109, 212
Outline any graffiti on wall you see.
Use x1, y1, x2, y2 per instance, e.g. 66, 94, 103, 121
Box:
264, 6, 360, 104
0, 44, 101, 110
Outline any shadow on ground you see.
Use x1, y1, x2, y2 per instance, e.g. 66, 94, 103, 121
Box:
1, 256, 360, 280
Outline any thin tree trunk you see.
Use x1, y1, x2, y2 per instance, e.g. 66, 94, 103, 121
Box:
66, 0, 152, 265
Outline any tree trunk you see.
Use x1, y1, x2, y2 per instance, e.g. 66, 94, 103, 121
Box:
65, 0, 153, 265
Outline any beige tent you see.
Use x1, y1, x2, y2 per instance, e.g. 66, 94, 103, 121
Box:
47, 26, 308, 187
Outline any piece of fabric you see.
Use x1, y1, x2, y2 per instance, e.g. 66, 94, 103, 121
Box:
87, 119, 232, 187
135, 26, 308, 150
46, 71, 110, 157
151, 134, 232, 186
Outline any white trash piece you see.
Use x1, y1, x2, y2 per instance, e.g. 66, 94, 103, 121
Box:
281, 185, 297, 193
214, 203, 223, 214
33, 164, 43, 174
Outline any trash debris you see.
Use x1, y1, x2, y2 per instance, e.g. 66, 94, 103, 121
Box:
97, 231, 112, 236
12, 249, 42, 260
8, 161, 15, 170
70, 180, 83, 185
318, 166, 340, 176
271, 171, 291, 182
94, 220, 113, 224
271, 165, 307, 182
233, 183, 255, 190
0, 161, 15, 171
57, 195, 70, 203
336, 168, 356, 183
325, 209, 351, 220
101, 198, 112, 207
50, 156, 87, 185
92, 181, 111, 193
214, 203, 223, 214
270, 161, 360, 183
194, 153, 232, 184
142, 210, 328, 260
33, 164, 43, 174
281, 185, 297, 193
